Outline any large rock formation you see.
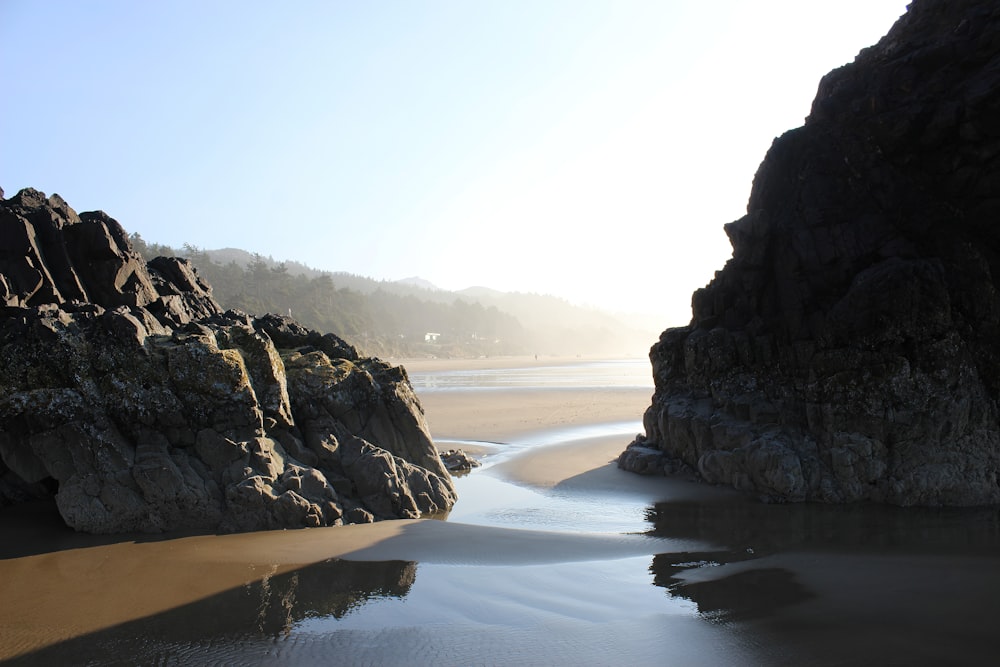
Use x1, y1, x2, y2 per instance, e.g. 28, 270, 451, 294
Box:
0, 188, 456, 533
620, 0, 1000, 506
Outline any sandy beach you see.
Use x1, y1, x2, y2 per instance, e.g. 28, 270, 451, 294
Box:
1, 356, 998, 666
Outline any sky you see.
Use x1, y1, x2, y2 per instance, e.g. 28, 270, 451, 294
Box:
2, 0, 909, 326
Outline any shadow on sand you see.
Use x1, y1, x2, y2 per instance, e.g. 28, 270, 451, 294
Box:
0, 499, 225, 561
1, 557, 417, 666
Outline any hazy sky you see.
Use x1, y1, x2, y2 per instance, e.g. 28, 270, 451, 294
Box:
2, 1, 908, 325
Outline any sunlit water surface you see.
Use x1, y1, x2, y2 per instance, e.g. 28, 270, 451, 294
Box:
409, 358, 655, 392
6, 361, 999, 666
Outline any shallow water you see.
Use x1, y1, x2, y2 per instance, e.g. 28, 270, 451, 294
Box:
1, 434, 755, 666
3, 362, 999, 666
409, 358, 654, 391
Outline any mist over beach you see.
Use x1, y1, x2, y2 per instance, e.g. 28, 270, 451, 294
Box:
4, 1, 1000, 665
1, 0, 909, 326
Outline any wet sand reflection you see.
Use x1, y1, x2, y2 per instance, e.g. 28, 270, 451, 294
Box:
3, 558, 416, 666
646, 497, 1000, 665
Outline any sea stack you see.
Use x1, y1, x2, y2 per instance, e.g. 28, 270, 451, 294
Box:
620, 0, 1000, 506
0, 188, 457, 533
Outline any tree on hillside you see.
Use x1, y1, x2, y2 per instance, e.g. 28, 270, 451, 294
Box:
126, 237, 653, 357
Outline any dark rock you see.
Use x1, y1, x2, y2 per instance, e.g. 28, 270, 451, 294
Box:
440, 448, 482, 473
0, 188, 456, 533
620, 0, 1000, 507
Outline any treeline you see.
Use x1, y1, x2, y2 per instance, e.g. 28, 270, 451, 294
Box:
130, 235, 525, 357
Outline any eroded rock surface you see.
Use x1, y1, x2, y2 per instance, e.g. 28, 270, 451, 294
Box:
0, 188, 456, 532
620, 0, 1000, 506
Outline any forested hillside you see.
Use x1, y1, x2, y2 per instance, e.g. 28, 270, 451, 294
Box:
129, 235, 658, 358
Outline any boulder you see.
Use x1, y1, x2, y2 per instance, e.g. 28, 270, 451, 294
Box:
440, 448, 481, 473
620, 0, 1000, 507
0, 189, 456, 532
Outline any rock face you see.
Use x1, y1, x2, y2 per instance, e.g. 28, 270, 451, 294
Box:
620, 0, 1000, 506
0, 188, 456, 533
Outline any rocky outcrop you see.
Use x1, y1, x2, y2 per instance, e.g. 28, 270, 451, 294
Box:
440, 448, 482, 474
620, 0, 1000, 506
0, 188, 456, 533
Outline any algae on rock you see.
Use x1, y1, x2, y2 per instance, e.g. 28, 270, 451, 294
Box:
0, 187, 456, 533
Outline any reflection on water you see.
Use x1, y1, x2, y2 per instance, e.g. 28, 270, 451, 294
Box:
5, 559, 417, 666
645, 498, 1000, 557
653, 564, 816, 623
644, 496, 1000, 664
409, 359, 653, 391
7, 359, 999, 666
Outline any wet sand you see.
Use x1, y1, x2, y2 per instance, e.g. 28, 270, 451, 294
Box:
395, 353, 631, 373
420, 386, 651, 442
1, 356, 999, 665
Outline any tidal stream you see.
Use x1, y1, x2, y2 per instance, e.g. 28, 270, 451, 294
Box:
2, 359, 998, 666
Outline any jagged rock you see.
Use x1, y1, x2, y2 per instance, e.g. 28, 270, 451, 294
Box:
0, 188, 456, 533
620, 0, 1000, 507
439, 448, 481, 473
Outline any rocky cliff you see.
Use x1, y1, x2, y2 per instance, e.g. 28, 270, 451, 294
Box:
0, 187, 456, 533
620, 0, 1000, 506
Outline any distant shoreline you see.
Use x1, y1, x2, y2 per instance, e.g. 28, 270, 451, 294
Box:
391, 353, 650, 374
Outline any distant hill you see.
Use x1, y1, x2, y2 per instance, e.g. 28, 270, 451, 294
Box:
458, 286, 504, 299
396, 276, 442, 291
128, 235, 661, 358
